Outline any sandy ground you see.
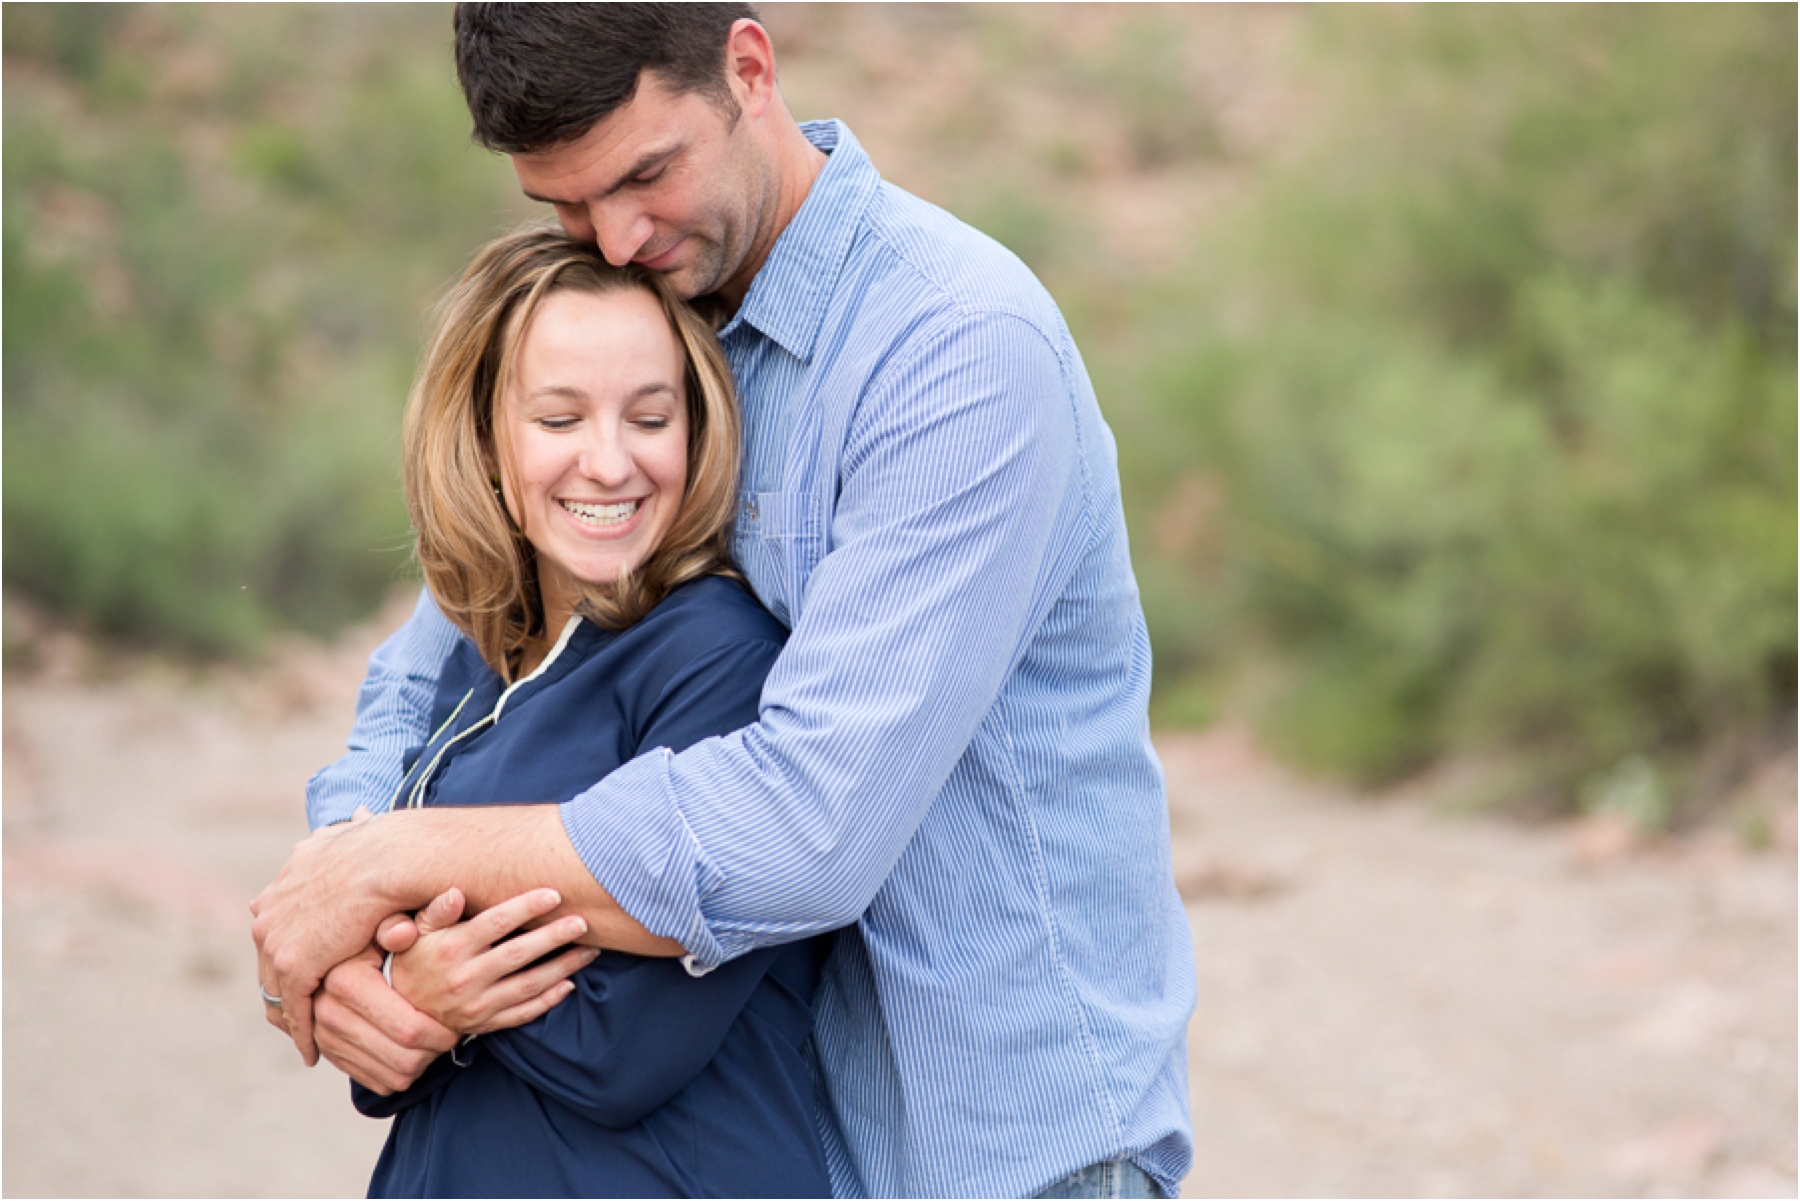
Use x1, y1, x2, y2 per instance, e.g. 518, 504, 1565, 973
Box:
3, 605, 1794, 1199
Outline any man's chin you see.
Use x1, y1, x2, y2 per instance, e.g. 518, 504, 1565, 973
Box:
660, 249, 731, 303
667, 271, 719, 304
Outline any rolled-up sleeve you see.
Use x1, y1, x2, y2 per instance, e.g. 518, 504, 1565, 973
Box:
306, 588, 461, 829
562, 310, 1086, 968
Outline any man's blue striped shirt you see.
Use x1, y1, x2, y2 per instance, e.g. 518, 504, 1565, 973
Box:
309, 120, 1195, 1198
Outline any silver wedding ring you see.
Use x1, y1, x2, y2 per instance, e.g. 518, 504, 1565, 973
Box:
260, 985, 283, 1009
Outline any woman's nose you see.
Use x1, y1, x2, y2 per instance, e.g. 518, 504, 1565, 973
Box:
577, 431, 634, 487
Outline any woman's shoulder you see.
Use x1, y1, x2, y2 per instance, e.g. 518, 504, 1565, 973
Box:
571, 574, 786, 689
610, 574, 786, 706
583, 575, 787, 754
637, 574, 789, 652
427, 634, 499, 725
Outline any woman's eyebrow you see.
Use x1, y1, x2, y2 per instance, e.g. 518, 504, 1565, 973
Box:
518, 381, 675, 403
522, 384, 586, 401
631, 382, 677, 400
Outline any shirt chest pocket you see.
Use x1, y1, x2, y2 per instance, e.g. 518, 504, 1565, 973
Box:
732, 490, 823, 629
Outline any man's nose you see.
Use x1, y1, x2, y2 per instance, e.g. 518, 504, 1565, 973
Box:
553, 202, 596, 246
589, 203, 654, 267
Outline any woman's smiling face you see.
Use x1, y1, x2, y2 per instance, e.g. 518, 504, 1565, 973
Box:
498, 285, 689, 630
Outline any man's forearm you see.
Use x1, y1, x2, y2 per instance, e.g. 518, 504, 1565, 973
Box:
338, 805, 678, 956
370, 805, 679, 955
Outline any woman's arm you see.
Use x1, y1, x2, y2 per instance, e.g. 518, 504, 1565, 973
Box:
443, 630, 801, 1126
257, 623, 782, 1065
329, 887, 594, 1106
388, 887, 598, 1036
357, 915, 798, 1129
316, 946, 457, 1097
368, 626, 800, 1125
473, 945, 794, 1129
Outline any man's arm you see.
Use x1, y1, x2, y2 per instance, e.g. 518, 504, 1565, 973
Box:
258, 309, 1078, 1047
561, 310, 1080, 965
307, 621, 788, 1087
274, 587, 675, 1065
306, 587, 462, 829
253, 803, 680, 1064
316, 946, 458, 1096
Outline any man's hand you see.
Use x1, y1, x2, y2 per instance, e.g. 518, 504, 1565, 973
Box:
315, 945, 458, 1095
390, 887, 596, 1034
254, 801, 679, 1062
252, 810, 410, 1063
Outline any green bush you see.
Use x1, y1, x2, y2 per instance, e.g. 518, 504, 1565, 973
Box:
3, 4, 529, 656
1120, 5, 1795, 810
5, 5, 1792, 821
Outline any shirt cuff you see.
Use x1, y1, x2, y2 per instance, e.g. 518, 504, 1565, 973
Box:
558, 749, 729, 969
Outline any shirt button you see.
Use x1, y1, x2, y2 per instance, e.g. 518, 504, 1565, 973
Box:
744, 497, 760, 522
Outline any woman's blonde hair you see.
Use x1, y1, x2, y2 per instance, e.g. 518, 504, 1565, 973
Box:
403, 226, 740, 681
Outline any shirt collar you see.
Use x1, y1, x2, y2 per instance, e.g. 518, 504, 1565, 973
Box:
724, 120, 878, 362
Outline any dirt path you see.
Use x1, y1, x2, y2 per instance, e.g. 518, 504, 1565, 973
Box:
1164, 733, 1795, 1197
3, 610, 1794, 1198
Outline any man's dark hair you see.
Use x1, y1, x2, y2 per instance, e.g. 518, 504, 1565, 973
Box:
455, 3, 759, 154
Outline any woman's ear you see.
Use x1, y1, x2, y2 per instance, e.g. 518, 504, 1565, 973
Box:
480, 441, 509, 511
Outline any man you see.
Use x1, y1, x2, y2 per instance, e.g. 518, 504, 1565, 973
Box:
254, 6, 1195, 1196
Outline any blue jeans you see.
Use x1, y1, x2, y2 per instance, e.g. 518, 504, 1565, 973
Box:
1036, 1160, 1162, 1199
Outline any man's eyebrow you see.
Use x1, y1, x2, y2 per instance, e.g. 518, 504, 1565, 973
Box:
520, 144, 677, 206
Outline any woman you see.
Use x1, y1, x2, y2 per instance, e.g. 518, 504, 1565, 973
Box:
346, 227, 828, 1199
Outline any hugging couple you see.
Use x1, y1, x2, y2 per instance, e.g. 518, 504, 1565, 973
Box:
252, 6, 1196, 1198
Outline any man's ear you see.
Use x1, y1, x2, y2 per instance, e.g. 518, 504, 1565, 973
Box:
723, 19, 777, 121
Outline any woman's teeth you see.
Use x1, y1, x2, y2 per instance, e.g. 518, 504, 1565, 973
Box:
560, 499, 639, 527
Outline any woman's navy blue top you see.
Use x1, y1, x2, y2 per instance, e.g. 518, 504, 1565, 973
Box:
350, 576, 829, 1199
